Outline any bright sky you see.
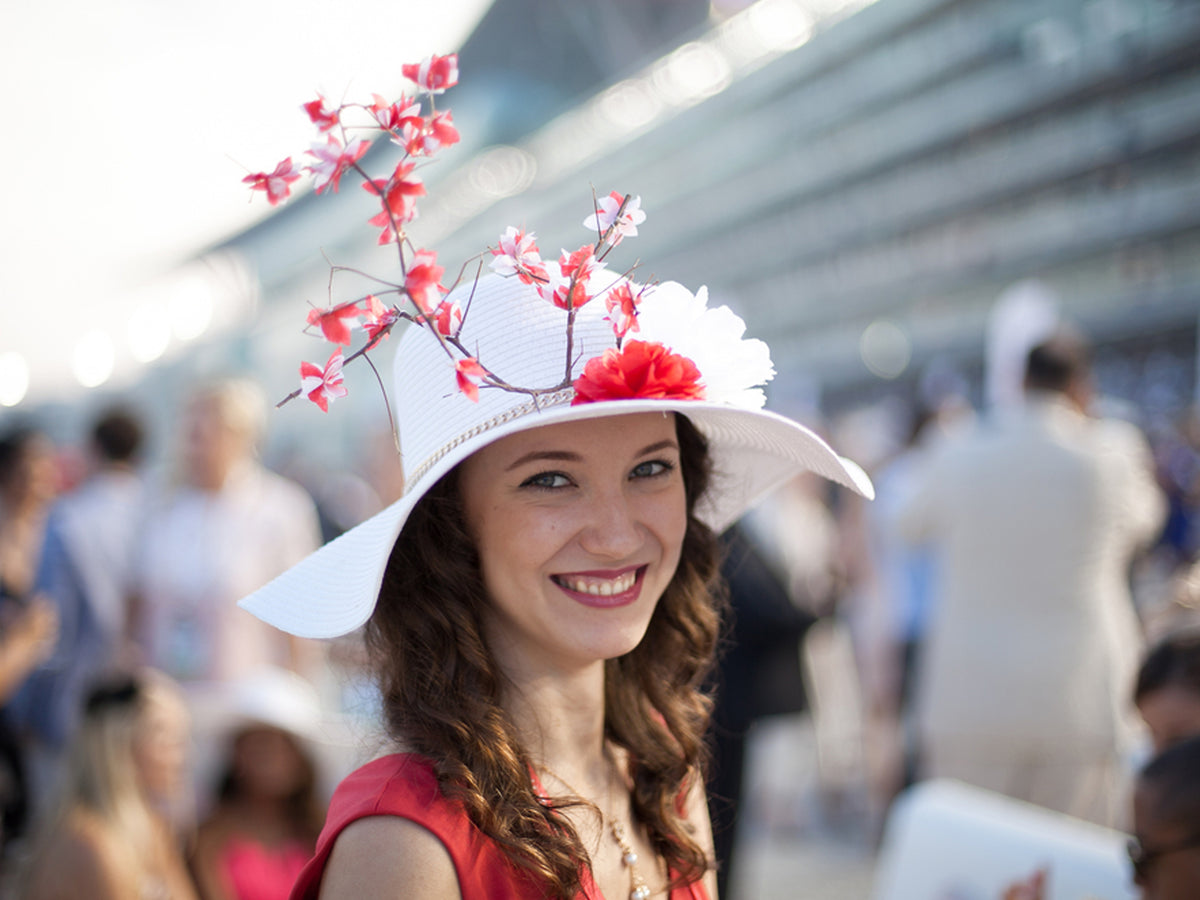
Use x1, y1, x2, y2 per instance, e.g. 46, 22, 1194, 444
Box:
0, 0, 493, 407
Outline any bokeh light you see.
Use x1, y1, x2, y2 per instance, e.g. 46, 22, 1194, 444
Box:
0, 352, 30, 407
72, 331, 115, 388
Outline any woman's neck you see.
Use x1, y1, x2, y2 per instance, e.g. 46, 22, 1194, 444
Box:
503, 662, 608, 776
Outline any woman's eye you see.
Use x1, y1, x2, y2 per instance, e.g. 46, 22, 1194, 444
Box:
521, 471, 572, 489
631, 459, 674, 480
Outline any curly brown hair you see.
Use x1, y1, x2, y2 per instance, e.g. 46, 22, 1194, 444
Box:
365, 413, 723, 897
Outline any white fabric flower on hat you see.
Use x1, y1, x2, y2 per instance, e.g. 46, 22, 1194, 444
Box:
634, 281, 775, 409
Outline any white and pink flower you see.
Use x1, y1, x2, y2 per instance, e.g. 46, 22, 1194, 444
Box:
302, 95, 339, 132
405, 249, 445, 314
583, 191, 646, 246
402, 54, 459, 94
308, 136, 370, 194
242, 157, 301, 206
490, 227, 547, 285
538, 245, 605, 310
300, 351, 349, 412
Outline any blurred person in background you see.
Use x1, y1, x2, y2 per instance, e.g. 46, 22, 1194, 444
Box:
132, 378, 323, 805
19, 669, 196, 900
0, 425, 59, 604
708, 520, 815, 899
0, 425, 60, 859
1129, 733, 1200, 900
1134, 629, 1200, 754
189, 667, 324, 900
896, 331, 1165, 826
14, 407, 149, 790
861, 373, 974, 815
133, 378, 322, 686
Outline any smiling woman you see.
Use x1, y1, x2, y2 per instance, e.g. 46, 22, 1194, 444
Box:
228, 82, 874, 893
236, 264, 872, 899
361, 409, 716, 900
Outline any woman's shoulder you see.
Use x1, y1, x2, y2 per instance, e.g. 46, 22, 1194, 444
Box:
52, 808, 122, 861
318, 813, 462, 900
24, 809, 131, 899
296, 753, 544, 900
295, 753, 456, 900
327, 752, 441, 818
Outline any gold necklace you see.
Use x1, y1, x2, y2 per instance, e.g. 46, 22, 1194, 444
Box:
537, 763, 652, 900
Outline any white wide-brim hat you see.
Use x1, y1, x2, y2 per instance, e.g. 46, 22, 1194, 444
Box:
189, 666, 328, 746
240, 274, 873, 638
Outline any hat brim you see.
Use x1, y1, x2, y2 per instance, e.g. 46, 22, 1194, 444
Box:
239, 398, 872, 638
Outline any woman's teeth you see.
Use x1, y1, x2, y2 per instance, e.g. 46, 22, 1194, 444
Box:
556, 570, 637, 596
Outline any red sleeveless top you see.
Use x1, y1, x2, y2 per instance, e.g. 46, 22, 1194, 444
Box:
289, 753, 711, 900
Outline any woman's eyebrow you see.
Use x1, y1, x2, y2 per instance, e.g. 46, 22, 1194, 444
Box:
505, 449, 582, 471
637, 439, 679, 456
504, 439, 678, 472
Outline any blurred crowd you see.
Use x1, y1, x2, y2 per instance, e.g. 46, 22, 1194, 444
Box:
2, 324, 1200, 898
0, 378, 392, 900
714, 326, 1200, 898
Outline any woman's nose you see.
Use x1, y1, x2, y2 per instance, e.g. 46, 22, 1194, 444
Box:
579, 488, 642, 559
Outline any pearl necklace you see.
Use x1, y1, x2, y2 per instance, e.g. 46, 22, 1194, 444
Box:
538, 764, 652, 900
610, 818, 651, 900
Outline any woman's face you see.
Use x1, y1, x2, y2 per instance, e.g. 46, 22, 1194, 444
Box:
458, 412, 688, 677
232, 726, 310, 799
131, 687, 190, 801
2, 433, 57, 506
1138, 684, 1200, 753
1132, 779, 1200, 899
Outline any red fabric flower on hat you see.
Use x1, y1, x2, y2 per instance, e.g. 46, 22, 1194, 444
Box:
571, 340, 704, 405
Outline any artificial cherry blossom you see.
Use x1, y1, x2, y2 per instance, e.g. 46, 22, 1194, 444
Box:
365, 162, 425, 244
303, 95, 340, 132
368, 93, 421, 132
308, 136, 370, 194
583, 191, 646, 246
455, 357, 486, 402
490, 227, 547, 285
539, 245, 603, 310
300, 350, 349, 412
603, 282, 641, 340
243, 157, 301, 206
405, 249, 445, 314
433, 301, 462, 336
362, 296, 401, 350
418, 111, 460, 156
402, 54, 459, 94
306, 301, 362, 346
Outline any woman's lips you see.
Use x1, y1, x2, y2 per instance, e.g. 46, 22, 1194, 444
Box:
552, 566, 646, 608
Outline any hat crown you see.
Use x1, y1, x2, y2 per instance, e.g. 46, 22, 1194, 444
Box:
396, 275, 616, 487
